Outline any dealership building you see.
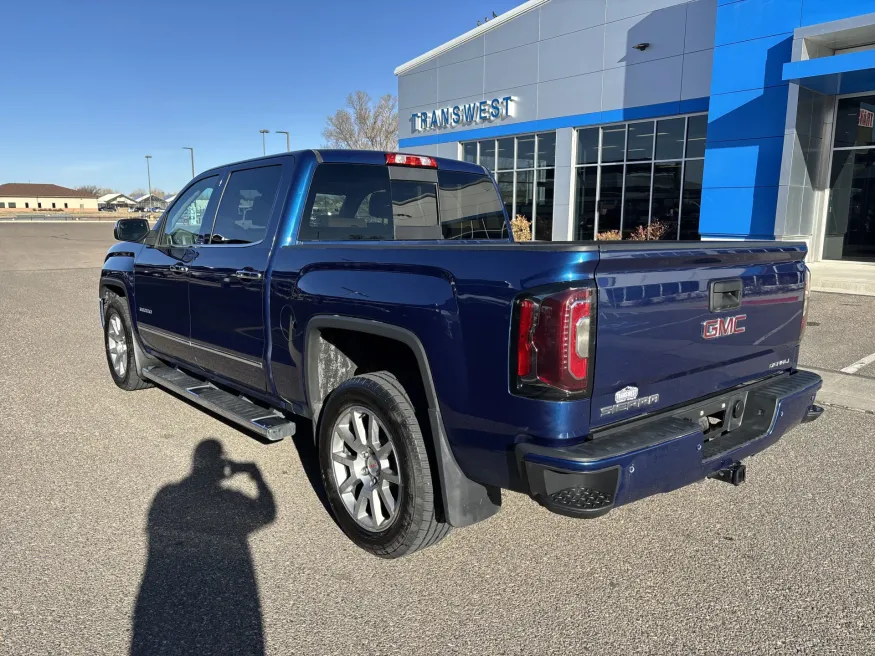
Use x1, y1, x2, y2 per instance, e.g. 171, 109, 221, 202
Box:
396, 0, 875, 261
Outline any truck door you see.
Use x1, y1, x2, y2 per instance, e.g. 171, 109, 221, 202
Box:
187, 159, 291, 392
134, 175, 220, 363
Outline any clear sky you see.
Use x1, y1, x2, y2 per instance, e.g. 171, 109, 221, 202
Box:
0, 0, 521, 195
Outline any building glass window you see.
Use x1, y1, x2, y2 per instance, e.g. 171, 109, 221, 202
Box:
8, 202, 15, 209
462, 131, 557, 240
573, 114, 707, 240
0, 202, 5, 208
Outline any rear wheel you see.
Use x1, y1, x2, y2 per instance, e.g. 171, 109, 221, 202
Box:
318, 372, 450, 558
104, 296, 151, 391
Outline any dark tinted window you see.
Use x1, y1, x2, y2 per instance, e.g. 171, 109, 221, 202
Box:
834, 95, 875, 148
390, 180, 440, 239
438, 170, 507, 240
462, 142, 478, 164
601, 125, 626, 163
577, 128, 599, 165
627, 121, 654, 161
209, 165, 282, 245
298, 164, 392, 241
537, 132, 556, 168
516, 135, 535, 169
299, 165, 508, 241
655, 117, 685, 160
686, 114, 708, 158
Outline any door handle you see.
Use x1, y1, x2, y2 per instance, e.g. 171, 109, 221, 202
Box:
710, 279, 743, 312
234, 270, 263, 281
170, 264, 189, 273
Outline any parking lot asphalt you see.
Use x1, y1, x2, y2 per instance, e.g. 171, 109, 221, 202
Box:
1, 224, 874, 655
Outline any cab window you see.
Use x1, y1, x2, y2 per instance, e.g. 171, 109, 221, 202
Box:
207, 165, 283, 245
160, 176, 218, 247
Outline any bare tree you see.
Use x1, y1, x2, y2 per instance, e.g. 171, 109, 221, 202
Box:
130, 188, 147, 198
150, 188, 167, 199
75, 185, 119, 197
323, 91, 398, 150
74, 184, 101, 197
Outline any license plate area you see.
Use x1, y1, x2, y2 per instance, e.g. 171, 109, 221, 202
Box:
672, 390, 749, 447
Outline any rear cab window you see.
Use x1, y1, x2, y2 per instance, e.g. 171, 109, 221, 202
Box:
298, 162, 508, 242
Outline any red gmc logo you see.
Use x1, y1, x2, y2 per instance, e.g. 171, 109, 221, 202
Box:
702, 314, 747, 340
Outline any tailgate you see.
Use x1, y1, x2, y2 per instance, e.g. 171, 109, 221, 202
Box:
590, 242, 807, 429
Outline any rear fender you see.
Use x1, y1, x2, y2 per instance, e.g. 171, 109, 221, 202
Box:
304, 316, 501, 528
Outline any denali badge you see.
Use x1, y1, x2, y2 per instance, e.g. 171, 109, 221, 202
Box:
615, 386, 638, 403
702, 314, 746, 340
600, 393, 660, 417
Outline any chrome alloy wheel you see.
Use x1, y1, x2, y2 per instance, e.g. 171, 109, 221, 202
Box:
329, 406, 401, 531
107, 313, 128, 378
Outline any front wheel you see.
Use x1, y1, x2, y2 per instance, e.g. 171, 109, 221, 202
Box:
318, 372, 450, 558
104, 296, 151, 391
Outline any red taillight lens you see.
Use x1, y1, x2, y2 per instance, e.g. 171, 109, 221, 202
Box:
517, 299, 536, 377
385, 153, 437, 168
514, 286, 594, 396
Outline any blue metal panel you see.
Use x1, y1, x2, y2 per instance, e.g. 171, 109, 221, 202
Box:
699, 185, 780, 238
783, 49, 875, 81
714, 0, 801, 47
800, 0, 875, 27
707, 85, 789, 142
711, 34, 793, 95
702, 136, 785, 187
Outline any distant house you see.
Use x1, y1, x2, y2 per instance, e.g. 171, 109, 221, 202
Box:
0, 183, 98, 212
164, 194, 176, 205
135, 193, 168, 211
98, 193, 137, 210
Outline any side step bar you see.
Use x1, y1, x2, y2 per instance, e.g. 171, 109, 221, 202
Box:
142, 365, 296, 442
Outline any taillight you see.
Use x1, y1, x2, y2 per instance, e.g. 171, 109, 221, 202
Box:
385, 153, 437, 168
517, 299, 536, 377
801, 267, 811, 340
513, 285, 595, 397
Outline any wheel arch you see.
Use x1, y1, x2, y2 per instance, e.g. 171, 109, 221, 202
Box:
100, 275, 159, 376
304, 316, 500, 527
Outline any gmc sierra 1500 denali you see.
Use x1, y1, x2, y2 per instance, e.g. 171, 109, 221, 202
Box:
100, 149, 823, 558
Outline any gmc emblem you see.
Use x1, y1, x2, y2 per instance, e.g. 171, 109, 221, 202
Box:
702, 314, 746, 340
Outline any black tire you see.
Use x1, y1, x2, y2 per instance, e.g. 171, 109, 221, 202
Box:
104, 296, 151, 391
318, 371, 450, 558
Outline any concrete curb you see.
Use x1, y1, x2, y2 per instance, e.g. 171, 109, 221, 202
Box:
807, 367, 875, 414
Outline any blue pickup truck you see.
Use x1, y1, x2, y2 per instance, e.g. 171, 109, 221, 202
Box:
101, 149, 823, 558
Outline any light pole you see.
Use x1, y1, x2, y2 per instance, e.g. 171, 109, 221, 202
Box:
145, 155, 152, 207
182, 147, 195, 178
259, 129, 270, 156
275, 130, 290, 152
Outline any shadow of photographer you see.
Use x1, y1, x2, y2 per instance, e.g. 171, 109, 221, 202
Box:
131, 439, 276, 656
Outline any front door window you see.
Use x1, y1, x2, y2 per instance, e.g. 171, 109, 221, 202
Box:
160, 176, 218, 247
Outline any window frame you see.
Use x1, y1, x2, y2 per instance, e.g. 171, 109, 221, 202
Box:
572, 112, 707, 241
199, 163, 285, 248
